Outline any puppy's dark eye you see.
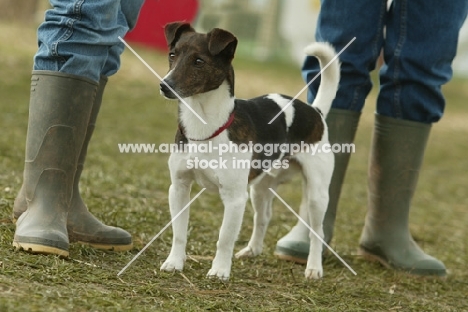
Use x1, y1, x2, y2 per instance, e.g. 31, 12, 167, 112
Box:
194, 58, 205, 66
169, 52, 175, 60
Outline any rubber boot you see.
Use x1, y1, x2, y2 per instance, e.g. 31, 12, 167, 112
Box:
358, 114, 446, 276
275, 108, 360, 263
67, 76, 132, 251
13, 76, 133, 252
13, 71, 97, 257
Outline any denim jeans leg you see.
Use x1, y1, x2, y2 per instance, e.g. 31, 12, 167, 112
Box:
34, 0, 144, 83
102, 0, 145, 77
102, 44, 124, 78
302, 0, 388, 111
378, 0, 468, 123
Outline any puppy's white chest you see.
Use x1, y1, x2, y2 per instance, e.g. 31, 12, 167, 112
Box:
189, 152, 222, 192
193, 169, 219, 191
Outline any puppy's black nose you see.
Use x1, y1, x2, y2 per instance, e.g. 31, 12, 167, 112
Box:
160, 80, 177, 99
160, 81, 170, 94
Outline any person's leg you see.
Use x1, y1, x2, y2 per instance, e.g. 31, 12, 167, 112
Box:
303, 0, 388, 111
65, 2, 144, 250
377, 0, 468, 123
275, 0, 387, 262
33, 0, 143, 82
13, 0, 144, 255
360, 0, 468, 275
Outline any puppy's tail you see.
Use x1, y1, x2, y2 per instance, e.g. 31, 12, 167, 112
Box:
304, 42, 340, 117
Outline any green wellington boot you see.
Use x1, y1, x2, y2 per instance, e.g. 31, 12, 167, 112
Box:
13, 72, 132, 256
275, 108, 360, 263
13, 71, 97, 257
66, 76, 132, 251
358, 114, 446, 276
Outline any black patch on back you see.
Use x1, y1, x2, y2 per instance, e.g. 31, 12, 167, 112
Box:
228, 95, 324, 181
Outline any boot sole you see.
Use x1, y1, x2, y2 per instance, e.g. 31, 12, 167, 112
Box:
76, 241, 133, 252
358, 247, 447, 278
13, 241, 69, 257
357, 247, 393, 269
274, 252, 308, 264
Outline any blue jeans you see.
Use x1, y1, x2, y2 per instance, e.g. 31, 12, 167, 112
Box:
34, 0, 145, 83
302, 0, 468, 123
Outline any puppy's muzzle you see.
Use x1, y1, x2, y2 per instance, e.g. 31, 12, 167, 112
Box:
160, 80, 177, 99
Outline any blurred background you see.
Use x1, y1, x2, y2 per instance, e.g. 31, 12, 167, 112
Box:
2, 0, 467, 75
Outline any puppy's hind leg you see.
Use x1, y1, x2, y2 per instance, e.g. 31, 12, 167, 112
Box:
236, 176, 276, 258
295, 153, 333, 280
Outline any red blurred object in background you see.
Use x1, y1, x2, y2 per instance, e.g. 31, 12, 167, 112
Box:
125, 0, 199, 51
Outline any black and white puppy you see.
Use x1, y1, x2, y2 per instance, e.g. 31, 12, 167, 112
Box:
159, 22, 339, 281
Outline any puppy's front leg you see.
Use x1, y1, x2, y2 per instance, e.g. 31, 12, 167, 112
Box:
161, 154, 193, 272
207, 186, 248, 281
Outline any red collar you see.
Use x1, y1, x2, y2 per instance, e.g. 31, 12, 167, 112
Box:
180, 110, 235, 141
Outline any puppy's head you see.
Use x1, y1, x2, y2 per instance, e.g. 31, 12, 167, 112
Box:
160, 22, 237, 99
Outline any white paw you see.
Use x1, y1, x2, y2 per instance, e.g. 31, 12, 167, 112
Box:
207, 266, 231, 281
160, 256, 185, 272
304, 268, 323, 280
235, 245, 260, 258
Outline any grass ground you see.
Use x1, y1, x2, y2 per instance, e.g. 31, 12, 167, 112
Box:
1, 22, 467, 311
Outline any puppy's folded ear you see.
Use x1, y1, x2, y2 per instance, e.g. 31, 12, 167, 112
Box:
207, 28, 238, 60
164, 22, 195, 48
